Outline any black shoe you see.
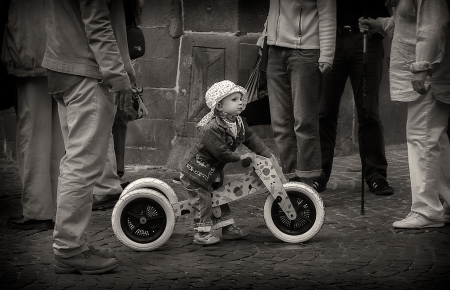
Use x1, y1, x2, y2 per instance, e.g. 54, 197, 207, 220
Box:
92, 193, 121, 210
312, 180, 327, 193
288, 176, 302, 182
7, 216, 54, 231
369, 178, 394, 195
172, 175, 182, 185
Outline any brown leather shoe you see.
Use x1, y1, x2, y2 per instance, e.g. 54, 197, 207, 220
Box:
7, 216, 54, 231
54, 248, 119, 274
88, 245, 116, 259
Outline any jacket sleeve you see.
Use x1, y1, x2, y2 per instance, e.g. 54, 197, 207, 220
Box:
242, 121, 272, 158
411, 0, 450, 74
317, 0, 336, 65
256, 18, 268, 48
201, 126, 241, 163
79, 0, 130, 92
378, 16, 395, 39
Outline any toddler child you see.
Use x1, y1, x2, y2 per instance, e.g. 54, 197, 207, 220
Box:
180, 80, 273, 245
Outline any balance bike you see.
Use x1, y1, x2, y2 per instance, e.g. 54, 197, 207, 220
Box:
111, 154, 325, 251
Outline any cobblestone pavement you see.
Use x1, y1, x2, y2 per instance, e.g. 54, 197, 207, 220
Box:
1, 148, 449, 289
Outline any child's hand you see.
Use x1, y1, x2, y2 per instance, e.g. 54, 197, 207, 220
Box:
240, 153, 253, 168
240, 153, 253, 161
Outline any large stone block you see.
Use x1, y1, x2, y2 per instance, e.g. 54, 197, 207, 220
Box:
126, 119, 174, 149
176, 34, 241, 137
183, 0, 238, 32
141, 88, 176, 120
125, 148, 170, 166
238, 0, 269, 33
135, 58, 178, 89
140, 0, 175, 27
142, 27, 180, 59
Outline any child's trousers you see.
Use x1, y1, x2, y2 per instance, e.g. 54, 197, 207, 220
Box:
180, 175, 234, 232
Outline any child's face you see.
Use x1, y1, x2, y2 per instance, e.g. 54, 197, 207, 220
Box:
217, 92, 244, 116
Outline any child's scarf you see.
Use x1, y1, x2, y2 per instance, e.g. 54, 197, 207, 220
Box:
215, 109, 245, 140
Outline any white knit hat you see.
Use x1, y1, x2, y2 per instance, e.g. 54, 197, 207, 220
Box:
197, 80, 247, 127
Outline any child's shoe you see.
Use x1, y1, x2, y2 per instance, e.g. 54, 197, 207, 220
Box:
193, 233, 220, 245
222, 224, 249, 240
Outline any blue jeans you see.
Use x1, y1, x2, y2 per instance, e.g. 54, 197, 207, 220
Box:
180, 175, 234, 233
318, 34, 388, 185
266, 46, 322, 179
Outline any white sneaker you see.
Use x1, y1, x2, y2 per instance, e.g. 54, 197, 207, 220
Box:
393, 212, 445, 229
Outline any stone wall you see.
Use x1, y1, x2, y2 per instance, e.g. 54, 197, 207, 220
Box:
1, 0, 408, 172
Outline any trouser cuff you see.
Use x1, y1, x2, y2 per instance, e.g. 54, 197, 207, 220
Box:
212, 218, 234, 230
294, 169, 322, 178
194, 222, 213, 233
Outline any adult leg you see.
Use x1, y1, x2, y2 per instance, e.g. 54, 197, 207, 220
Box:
318, 35, 349, 185
288, 49, 322, 181
53, 78, 116, 257
13, 76, 63, 224
92, 133, 123, 210
348, 36, 389, 188
267, 46, 297, 179
393, 91, 449, 228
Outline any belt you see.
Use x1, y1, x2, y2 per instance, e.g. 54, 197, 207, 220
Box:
337, 25, 361, 35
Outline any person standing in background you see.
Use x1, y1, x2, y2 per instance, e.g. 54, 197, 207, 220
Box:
259, 0, 336, 186
43, 0, 135, 274
3, 0, 65, 231
360, 0, 450, 228
313, 0, 394, 196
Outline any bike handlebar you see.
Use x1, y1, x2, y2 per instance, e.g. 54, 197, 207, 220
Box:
241, 157, 252, 168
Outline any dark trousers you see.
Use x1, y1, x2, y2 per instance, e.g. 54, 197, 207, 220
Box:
112, 109, 128, 178
318, 33, 388, 185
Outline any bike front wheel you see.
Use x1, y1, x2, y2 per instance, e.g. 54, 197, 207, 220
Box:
264, 182, 325, 243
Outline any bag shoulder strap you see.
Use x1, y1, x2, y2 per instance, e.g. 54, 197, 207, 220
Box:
123, 0, 137, 26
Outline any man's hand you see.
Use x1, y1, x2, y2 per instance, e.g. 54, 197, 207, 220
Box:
319, 62, 332, 74
114, 85, 133, 112
411, 71, 429, 95
358, 17, 384, 35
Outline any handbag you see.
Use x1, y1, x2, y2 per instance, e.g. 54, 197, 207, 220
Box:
241, 37, 271, 126
124, 0, 145, 59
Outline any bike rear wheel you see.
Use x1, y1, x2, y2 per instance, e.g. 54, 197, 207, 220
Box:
112, 189, 175, 251
264, 182, 324, 243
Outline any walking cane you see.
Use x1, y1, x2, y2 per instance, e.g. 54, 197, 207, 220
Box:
361, 3, 368, 215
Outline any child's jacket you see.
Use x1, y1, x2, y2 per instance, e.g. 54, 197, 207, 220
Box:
180, 116, 271, 191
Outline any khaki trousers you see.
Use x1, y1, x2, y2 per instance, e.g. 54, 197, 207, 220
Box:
16, 76, 64, 220
407, 90, 450, 221
53, 78, 116, 257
